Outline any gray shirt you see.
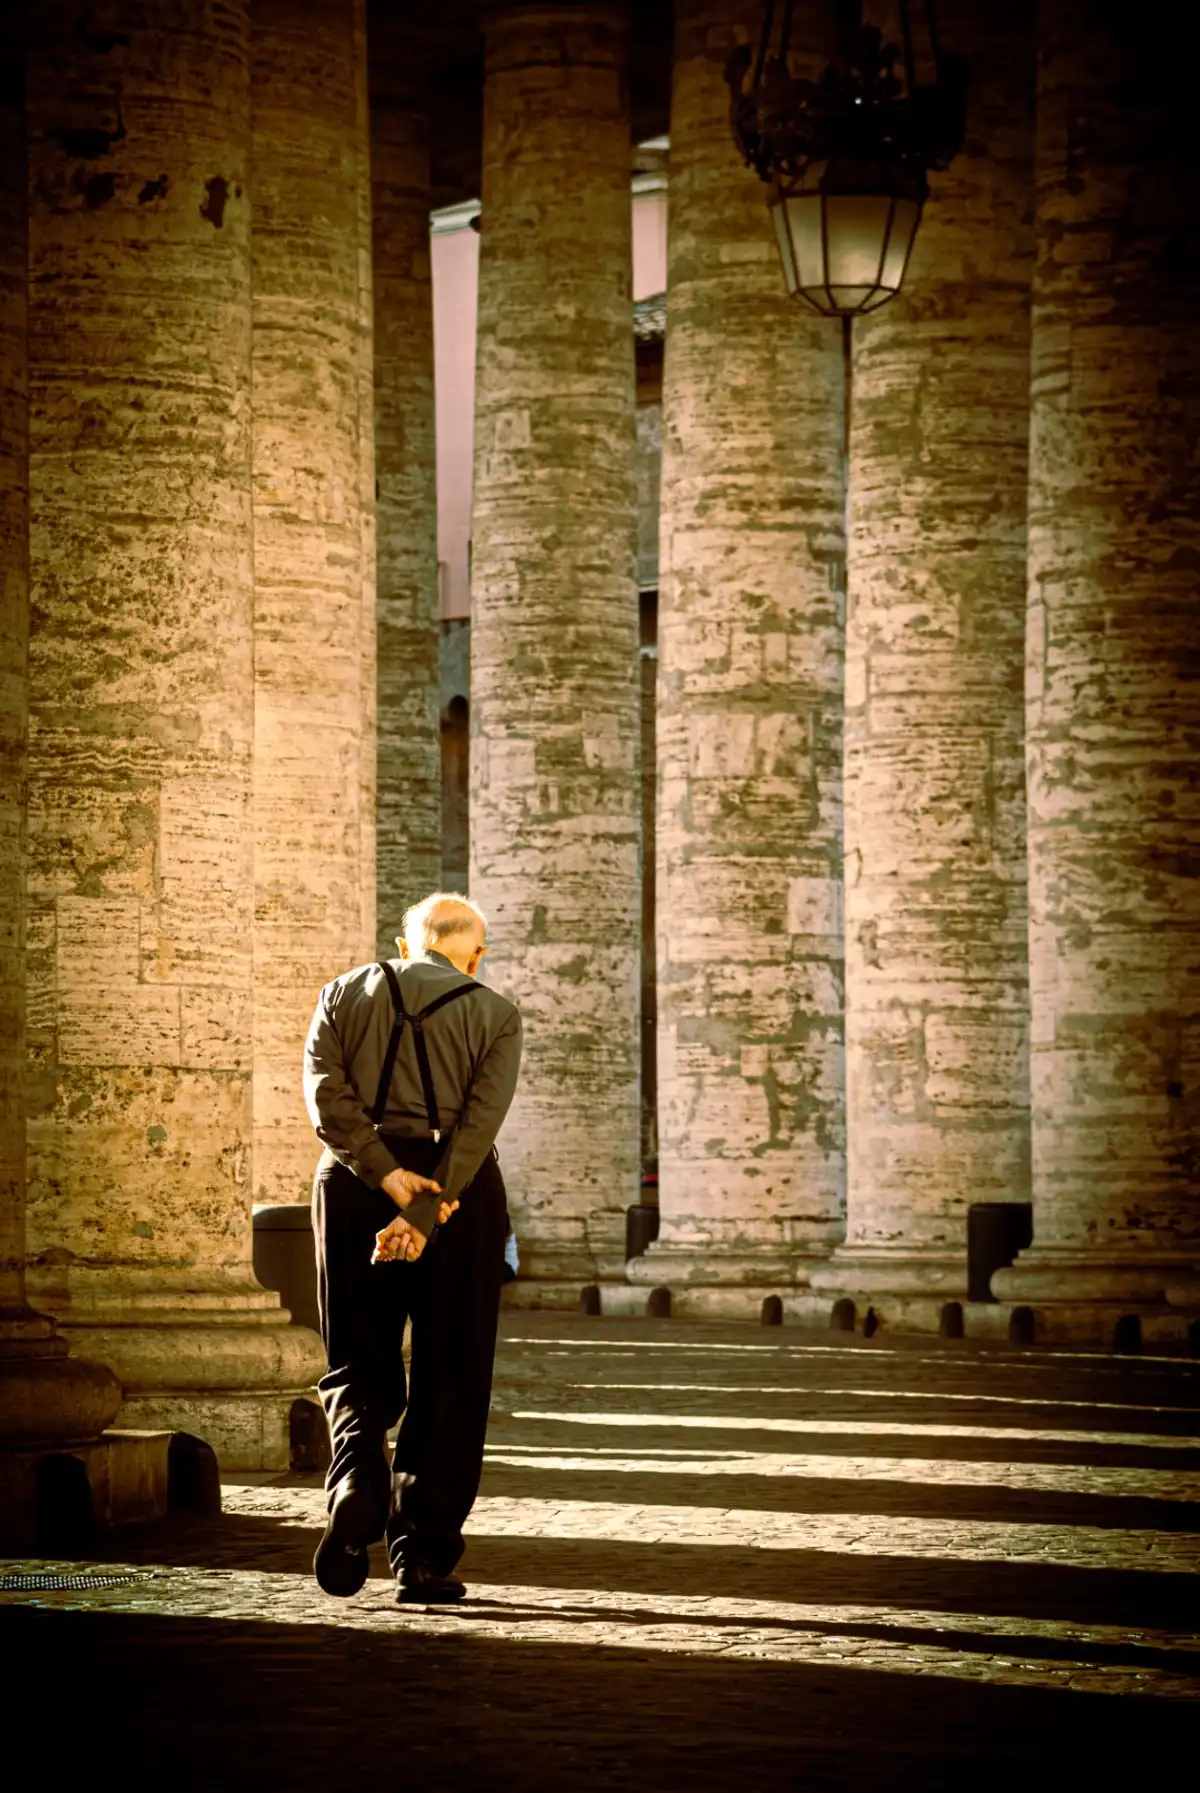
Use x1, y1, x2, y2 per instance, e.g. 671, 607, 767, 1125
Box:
303, 951, 522, 1236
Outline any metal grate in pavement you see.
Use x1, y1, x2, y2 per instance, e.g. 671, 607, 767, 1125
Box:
0, 1571, 156, 1592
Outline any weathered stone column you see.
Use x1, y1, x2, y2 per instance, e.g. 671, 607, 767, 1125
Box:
354, 0, 378, 960
471, 4, 641, 1283
0, 32, 125, 1540
371, 18, 440, 955
629, 0, 846, 1316
809, 4, 1035, 1330
249, 0, 375, 1205
993, 6, 1200, 1342
24, 1, 323, 1468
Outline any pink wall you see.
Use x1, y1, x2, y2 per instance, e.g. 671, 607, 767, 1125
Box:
431, 216, 479, 621
633, 189, 667, 301
431, 187, 667, 621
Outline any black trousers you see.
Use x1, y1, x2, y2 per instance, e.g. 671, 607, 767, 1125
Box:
312, 1139, 507, 1576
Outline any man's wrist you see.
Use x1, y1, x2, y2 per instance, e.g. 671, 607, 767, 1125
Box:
380, 1168, 412, 1207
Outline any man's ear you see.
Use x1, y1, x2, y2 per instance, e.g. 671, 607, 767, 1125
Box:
398, 940, 410, 961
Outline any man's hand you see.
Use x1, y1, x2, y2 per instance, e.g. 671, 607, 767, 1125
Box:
371, 1199, 460, 1265
381, 1167, 443, 1210
372, 1215, 426, 1263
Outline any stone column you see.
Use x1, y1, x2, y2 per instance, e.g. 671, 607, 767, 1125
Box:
24, 1, 322, 1469
993, 6, 1200, 1342
354, 0, 378, 960
1, 30, 124, 1537
250, 0, 375, 1204
809, 4, 1035, 1330
629, 0, 846, 1316
470, 4, 641, 1283
371, 18, 440, 956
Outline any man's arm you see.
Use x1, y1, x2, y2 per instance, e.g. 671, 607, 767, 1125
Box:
302, 984, 399, 1189
400, 1007, 523, 1238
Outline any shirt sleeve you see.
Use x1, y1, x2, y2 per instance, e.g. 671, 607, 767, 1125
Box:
401, 1005, 523, 1238
302, 983, 399, 1189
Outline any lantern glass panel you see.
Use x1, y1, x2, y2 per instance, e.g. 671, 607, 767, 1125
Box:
791, 194, 827, 293
881, 197, 921, 289
823, 194, 896, 289
827, 286, 876, 311
769, 197, 799, 295
768, 188, 925, 315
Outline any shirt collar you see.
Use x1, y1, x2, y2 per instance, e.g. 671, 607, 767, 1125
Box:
412, 949, 459, 973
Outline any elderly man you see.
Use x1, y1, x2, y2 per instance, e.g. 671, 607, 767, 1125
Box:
303, 892, 522, 1605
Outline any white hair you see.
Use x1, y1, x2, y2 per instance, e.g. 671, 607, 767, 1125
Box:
399, 891, 488, 958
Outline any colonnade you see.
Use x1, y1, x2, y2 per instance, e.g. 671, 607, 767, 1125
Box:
472, 0, 1199, 1343
0, 0, 1197, 1533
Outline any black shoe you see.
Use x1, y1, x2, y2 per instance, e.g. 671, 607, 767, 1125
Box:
397, 1561, 467, 1605
313, 1481, 379, 1598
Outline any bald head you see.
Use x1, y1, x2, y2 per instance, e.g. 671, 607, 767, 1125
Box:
398, 891, 488, 976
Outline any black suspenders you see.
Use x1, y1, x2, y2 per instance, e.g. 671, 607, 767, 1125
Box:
370, 962, 478, 1142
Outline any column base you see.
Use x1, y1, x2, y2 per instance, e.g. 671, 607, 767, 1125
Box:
115, 1389, 315, 1473
503, 1276, 801, 1321
986, 1248, 1200, 1352
45, 1313, 327, 1473
25, 1269, 328, 1470
992, 1247, 1200, 1305
0, 1317, 123, 1446
625, 1243, 822, 1291
501, 1278, 608, 1314
784, 1291, 1198, 1352
808, 1246, 968, 1301
796, 1247, 972, 1338
783, 1290, 1013, 1339
515, 1218, 629, 1285
617, 1239, 827, 1322
0, 1428, 171, 1551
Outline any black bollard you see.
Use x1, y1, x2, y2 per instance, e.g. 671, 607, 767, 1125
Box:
967, 1201, 1033, 1302
625, 1202, 661, 1260
252, 1202, 320, 1331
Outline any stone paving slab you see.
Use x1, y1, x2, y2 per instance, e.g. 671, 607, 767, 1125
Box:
3, 1315, 1200, 1787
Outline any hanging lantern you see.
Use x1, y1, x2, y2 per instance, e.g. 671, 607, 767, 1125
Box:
727, 1, 967, 318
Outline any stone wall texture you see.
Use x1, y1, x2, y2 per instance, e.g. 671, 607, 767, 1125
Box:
250, 0, 374, 1205
371, 22, 440, 954
638, 0, 846, 1289
998, 5, 1200, 1303
470, 5, 641, 1280
827, 3, 1036, 1297
23, 2, 321, 1463
0, 61, 27, 1313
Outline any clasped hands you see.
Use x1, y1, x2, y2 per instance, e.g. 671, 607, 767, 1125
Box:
372, 1167, 460, 1264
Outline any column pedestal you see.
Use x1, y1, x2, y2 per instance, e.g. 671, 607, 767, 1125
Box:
990, 1254, 1200, 1351
0, 1316, 173, 1550
25, 1265, 324, 1470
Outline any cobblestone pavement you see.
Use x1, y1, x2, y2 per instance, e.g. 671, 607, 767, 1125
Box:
5, 1315, 1200, 1788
